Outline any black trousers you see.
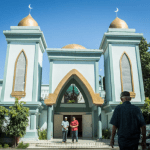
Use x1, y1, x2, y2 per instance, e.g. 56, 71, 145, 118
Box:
118, 142, 139, 150
118, 137, 140, 150
119, 144, 139, 150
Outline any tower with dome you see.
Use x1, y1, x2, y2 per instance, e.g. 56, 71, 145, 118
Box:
0, 14, 145, 141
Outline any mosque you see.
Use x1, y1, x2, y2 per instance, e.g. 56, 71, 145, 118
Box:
0, 13, 145, 141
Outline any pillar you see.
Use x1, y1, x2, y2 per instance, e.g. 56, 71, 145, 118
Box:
92, 105, 95, 138
47, 105, 53, 140
97, 106, 102, 140
30, 114, 35, 130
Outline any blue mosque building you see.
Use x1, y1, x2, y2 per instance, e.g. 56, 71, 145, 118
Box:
0, 14, 145, 140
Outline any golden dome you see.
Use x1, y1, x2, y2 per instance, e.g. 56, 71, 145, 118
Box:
18, 14, 38, 26
62, 44, 86, 49
109, 17, 128, 29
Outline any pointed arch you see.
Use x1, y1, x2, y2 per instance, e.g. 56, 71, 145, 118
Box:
44, 69, 104, 106
120, 51, 135, 98
11, 49, 28, 100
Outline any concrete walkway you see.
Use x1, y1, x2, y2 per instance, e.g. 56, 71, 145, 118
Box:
19, 138, 144, 149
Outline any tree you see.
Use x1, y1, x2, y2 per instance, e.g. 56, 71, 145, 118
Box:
139, 37, 150, 124
0, 106, 9, 134
139, 37, 150, 97
6, 98, 29, 147
141, 97, 150, 124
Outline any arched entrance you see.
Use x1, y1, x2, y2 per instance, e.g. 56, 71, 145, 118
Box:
45, 69, 104, 140
45, 69, 103, 106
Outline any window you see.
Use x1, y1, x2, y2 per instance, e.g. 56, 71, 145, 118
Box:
61, 84, 85, 103
120, 52, 135, 98
11, 50, 28, 100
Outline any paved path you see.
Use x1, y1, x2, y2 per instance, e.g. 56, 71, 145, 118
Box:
19, 138, 145, 149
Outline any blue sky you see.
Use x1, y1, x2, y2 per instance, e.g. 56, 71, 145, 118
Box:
0, 0, 150, 84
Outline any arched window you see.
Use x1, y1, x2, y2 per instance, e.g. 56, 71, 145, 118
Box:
11, 50, 28, 100
120, 52, 135, 98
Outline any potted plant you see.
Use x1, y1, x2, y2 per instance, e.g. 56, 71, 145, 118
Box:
6, 98, 29, 147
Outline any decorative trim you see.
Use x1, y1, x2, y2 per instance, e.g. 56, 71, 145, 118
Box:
109, 44, 116, 101
46, 48, 103, 61
11, 49, 28, 100
49, 61, 53, 93
44, 69, 104, 106
60, 112, 87, 115
3, 26, 47, 52
0, 43, 10, 102
129, 92, 136, 98
95, 61, 99, 93
135, 45, 145, 101
99, 29, 143, 53
120, 51, 135, 98
32, 43, 39, 102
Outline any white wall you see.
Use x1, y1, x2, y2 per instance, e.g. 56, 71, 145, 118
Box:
4, 44, 35, 102
111, 45, 141, 102
39, 110, 47, 130
52, 61, 95, 93
41, 85, 49, 99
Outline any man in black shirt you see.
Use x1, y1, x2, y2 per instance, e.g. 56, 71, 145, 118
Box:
110, 91, 147, 150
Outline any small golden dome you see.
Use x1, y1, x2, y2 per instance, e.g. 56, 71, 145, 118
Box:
18, 14, 38, 26
109, 17, 128, 29
62, 44, 86, 49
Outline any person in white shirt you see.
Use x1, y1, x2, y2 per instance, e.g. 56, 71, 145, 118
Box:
61, 117, 69, 143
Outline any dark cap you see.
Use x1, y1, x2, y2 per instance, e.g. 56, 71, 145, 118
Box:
120, 91, 130, 98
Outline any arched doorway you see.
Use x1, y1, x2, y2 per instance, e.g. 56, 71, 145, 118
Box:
45, 69, 104, 139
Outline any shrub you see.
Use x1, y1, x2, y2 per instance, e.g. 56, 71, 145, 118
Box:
4, 144, 9, 148
0, 144, 2, 148
37, 128, 47, 140
102, 128, 111, 139
6, 98, 29, 147
17, 142, 29, 149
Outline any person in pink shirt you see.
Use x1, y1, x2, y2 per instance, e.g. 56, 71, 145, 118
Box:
70, 117, 79, 143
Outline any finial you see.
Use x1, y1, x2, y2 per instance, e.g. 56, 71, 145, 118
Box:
28, 4, 33, 14
114, 8, 119, 17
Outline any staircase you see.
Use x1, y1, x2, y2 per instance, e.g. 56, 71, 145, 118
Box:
19, 138, 145, 149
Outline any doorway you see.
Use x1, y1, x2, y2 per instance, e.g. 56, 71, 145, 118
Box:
63, 115, 82, 137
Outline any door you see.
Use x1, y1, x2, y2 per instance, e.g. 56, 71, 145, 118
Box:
54, 114, 63, 138
82, 115, 92, 138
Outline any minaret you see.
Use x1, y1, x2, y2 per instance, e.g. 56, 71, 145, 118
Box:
1, 14, 47, 140
100, 17, 145, 130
